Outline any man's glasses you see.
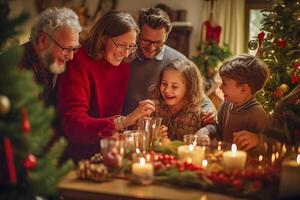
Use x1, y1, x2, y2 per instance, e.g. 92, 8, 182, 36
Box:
46, 32, 81, 55
139, 37, 165, 47
111, 38, 138, 53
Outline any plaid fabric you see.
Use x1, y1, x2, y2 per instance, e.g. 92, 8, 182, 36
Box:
153, 101, 203, 141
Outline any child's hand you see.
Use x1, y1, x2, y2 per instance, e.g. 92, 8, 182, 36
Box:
195, 128, 210, 145
158, 125, 168, 138
200, 111, 216, 126
233, 130, 260, 151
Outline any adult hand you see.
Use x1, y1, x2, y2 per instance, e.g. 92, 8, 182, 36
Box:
200, 111, 216, 126
123, 99, 155, 127
233, 130, 260, 151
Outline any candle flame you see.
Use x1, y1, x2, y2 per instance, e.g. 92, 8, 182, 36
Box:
188, 144, 194, 151
297, 154, 300, 165
136, 148, 140, 154
140, 157, 146, 165
259, 155, 263, 162
231, 144, 237, 154
146, 153, 151, 162
202, 159, 208, 168
271, 153, 276, 165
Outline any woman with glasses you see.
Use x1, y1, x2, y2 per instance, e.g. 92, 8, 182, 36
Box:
56, 10, 155, 162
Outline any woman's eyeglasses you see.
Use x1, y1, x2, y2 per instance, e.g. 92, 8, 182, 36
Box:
46, 32, 81, 55
111, 38, 138, 53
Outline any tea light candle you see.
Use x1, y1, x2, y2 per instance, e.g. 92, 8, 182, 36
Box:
280, 154, 300, 198
177, 144, 205, 165
132, 157, 153, 185
223, 144, 247, 172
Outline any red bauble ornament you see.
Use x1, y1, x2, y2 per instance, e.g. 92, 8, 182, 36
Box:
258, 31, 265, 44
21, 108, 31, 134
294, 63, 300, 70
291, 75, 300, 84
23, 154, 37, 170
276, 38, 286, 48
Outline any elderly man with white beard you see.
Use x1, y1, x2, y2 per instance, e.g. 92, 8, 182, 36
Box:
19, 7, 81, 106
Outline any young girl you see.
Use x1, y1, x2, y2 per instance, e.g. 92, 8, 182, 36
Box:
149, 58, 217, 141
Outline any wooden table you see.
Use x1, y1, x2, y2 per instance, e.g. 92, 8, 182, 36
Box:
58, 171, 243, 200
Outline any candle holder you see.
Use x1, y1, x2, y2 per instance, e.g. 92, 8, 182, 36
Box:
222, 144, 247, 172
100, 138, 123, 168
177, 144, 205, 165
122, 130, 140, 155
138, 117, 162, 152
131, 157, 154, 185
280, 153, 300, 198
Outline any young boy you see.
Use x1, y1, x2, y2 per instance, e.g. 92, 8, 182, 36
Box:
218, 54, 270, 151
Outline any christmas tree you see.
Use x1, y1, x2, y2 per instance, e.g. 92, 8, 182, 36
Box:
252, 0, 300, 145
0, 1, 73, 199
191, 41, 231, 91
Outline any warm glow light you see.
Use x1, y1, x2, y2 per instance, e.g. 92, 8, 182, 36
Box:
140, 157, 146, 165
217, 141, 222, 151
202, 159, 208, 168
136, 148, 140, 154
282, 144, 286, 154
146, 154, 151, 162
271, 153, 276, 165
297, 154, 300, 165
231, 144, 237, 155
275, 152, 279, 159
189, 144, 194, 151
259, 155, 263, 162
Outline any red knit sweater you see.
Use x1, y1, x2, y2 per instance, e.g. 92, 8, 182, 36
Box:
56, 47, 130, 161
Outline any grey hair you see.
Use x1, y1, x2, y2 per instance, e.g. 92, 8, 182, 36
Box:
30, 7, 81, 43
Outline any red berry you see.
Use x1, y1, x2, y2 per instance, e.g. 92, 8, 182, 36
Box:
232, 179, 243, 190
163, 154, 170, 160
252, 180, 262, 190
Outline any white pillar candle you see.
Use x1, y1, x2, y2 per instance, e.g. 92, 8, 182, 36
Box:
132, 157, 153, 185
280, 154, 300, 198
177, 144, 205, 165
223, 144, 247, 172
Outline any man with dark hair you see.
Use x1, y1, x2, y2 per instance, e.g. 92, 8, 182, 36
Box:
123, 7, 186, 115
123, 8, 217, 140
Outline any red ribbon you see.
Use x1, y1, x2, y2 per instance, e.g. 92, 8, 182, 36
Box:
3, 137, 17, 185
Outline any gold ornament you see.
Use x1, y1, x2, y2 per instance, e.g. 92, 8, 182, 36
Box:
293, 12, 300, 21
76, 159, 108, 182
279, 84, 289, 93
0, 95, 10, 115
248, 40, 258, 50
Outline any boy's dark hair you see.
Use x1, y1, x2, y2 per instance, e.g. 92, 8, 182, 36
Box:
138, 7, 172, 35
219, 54, 269, 94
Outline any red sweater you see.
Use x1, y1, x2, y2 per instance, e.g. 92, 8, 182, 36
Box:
56, 47, 130, 161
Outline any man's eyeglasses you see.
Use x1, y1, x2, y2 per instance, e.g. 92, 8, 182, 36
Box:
111, 38, 138, 53
46, 32, 81, 55
139, 37, 165, 47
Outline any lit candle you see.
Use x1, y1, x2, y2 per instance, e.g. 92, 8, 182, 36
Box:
177, 144, 205, 165
280, 154, 300, 198
223, 144, 247, 172
132, 157, 153, 185
202, 159, 208, 168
